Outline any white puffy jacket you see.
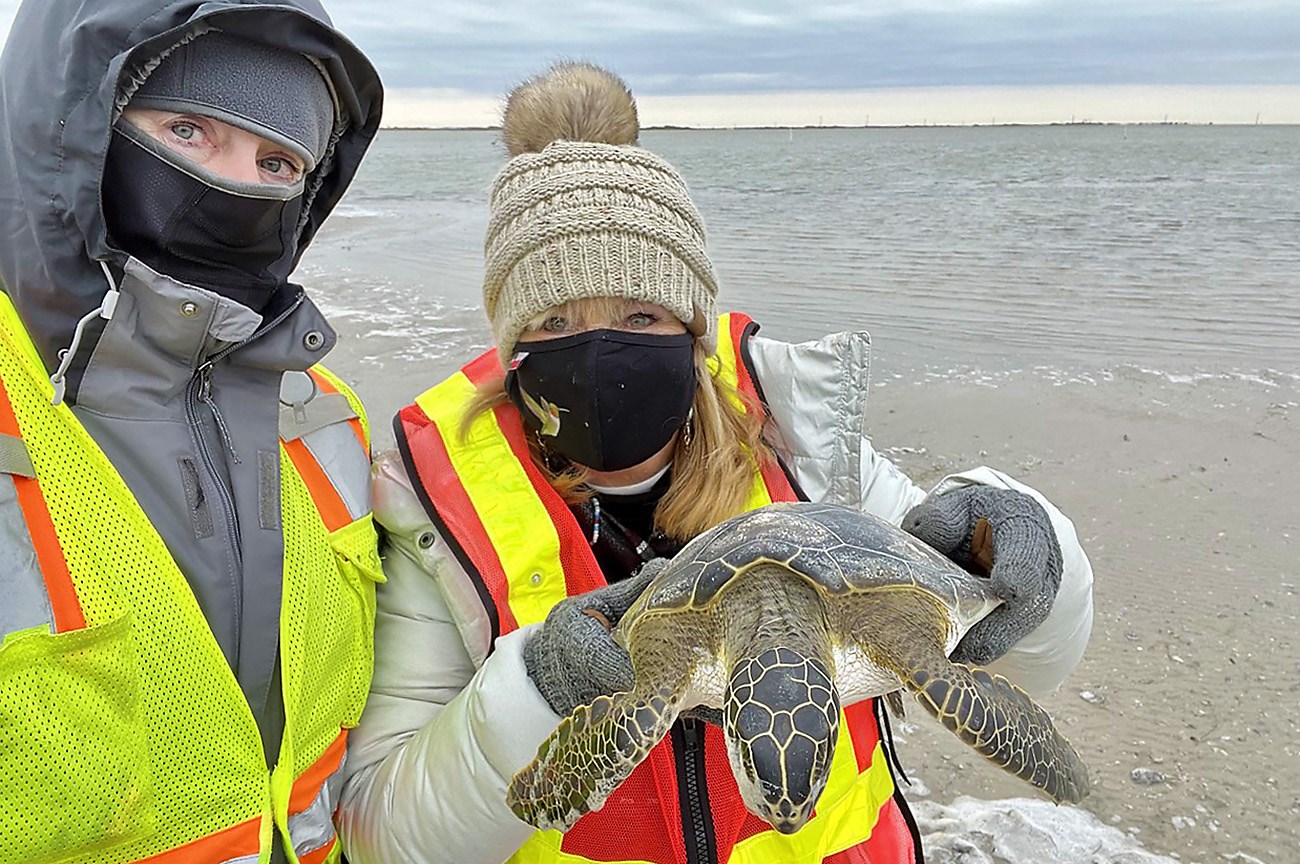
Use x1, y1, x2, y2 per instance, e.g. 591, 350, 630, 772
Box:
337, 330, 1094, 864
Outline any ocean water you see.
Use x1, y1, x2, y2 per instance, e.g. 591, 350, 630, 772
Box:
301, 124, 1300, 416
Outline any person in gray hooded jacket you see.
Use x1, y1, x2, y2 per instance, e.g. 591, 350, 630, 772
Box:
0, 2, 382, 862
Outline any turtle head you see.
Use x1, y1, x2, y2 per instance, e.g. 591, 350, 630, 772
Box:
722, 647, 841, 834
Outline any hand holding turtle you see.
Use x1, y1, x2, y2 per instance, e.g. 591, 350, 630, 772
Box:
902, 485, 1063, 665
508, 503, 1088, 835
523, 560, 666, 716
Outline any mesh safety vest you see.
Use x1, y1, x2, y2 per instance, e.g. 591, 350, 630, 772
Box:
395, 313, 922, 864
0, 292, 383, 864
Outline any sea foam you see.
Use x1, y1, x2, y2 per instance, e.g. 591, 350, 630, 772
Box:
914, 795, 1180, 864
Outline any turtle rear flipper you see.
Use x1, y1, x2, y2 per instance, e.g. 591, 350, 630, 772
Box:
848, 589, 1090, 804
507, 685, 684, 831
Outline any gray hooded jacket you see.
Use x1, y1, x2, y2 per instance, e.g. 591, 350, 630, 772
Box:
0, 0, 382, 762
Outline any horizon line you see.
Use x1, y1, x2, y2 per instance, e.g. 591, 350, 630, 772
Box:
378, 120, 1300, 131
382, 84, 1300, 129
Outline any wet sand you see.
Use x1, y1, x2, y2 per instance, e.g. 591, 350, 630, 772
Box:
866, 371, 1299, 864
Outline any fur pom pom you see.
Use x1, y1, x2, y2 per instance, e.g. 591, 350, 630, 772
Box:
502, 62, 639, 157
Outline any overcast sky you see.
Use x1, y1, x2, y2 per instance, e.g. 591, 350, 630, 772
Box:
2, 0, 1298, 125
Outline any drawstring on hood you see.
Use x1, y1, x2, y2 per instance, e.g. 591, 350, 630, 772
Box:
0, 0, 381, 782
49, 261, 121, 405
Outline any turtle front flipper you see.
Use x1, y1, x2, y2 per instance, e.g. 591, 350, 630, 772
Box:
507, 684, 686, 831
847, 589, 1090, 804
906, 657, 1089, 803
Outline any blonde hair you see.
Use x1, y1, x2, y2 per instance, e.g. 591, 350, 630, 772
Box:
462, 300, 773, 541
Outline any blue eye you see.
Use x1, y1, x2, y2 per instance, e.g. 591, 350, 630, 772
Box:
258, 154, 305, 185
170, 122, 197, 140
627, 312, 656, 328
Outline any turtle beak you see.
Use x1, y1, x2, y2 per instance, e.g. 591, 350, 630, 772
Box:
768, 798, 814, 835
731, 743, 828, 834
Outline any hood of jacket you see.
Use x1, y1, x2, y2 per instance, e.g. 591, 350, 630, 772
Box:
0, 0, 383, 382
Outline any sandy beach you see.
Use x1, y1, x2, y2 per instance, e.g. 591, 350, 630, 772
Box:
865, 370, 1299, 864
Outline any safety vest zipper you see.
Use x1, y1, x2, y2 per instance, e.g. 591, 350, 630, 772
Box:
674, 718, 717, 864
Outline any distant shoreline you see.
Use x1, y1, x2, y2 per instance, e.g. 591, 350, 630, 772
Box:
380, 121, 1299, 132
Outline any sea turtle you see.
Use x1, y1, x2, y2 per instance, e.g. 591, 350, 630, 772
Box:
507, 501, 1089, 834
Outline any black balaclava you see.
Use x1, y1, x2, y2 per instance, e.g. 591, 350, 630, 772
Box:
101, 31, 336, 312
505, 329, 697, 472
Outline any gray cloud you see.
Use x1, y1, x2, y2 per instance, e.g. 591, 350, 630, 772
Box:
326, 0, 1300, 93
2, 0, 1297, 95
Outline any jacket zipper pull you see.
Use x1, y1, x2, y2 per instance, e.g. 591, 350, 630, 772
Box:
197, 366, 213, 402
196, 365, 241, 464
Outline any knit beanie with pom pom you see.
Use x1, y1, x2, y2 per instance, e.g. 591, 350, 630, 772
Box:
483, 62, 719, 363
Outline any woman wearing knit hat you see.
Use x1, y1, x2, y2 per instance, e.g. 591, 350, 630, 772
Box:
0, 2, 381, 862
339, 63, 1093, 864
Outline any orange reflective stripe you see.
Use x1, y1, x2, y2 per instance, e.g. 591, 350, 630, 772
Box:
135, 815, 262, 864
290, 729, 348, 814
412, 349, 586, 628
284, 438, 353, 533
0, 380, 20, 439
307, 369, 365, 451
0, 378, 85, 632
396, 398, 521, 638
458, 354, 604, 602
725, 312, 801, 503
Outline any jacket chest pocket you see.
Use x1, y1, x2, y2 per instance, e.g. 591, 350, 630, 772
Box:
327, 514, 385, 728
0, 614, 155, 863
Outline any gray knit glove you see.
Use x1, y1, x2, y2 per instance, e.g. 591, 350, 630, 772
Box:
902, 485, 1063, 665
523, 560, 667, 717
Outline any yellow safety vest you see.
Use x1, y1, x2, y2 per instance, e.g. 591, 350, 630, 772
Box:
0, 292, 383, 864
395, 312, 920, 864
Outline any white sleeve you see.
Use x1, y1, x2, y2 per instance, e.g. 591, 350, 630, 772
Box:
832, 446, 1092, 698
855, 437, 930, 524
337, 454, 562, 864
846, 448, 1092, 697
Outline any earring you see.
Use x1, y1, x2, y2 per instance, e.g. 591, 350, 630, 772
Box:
679, 409, 695, 450
533, 430, 563, 473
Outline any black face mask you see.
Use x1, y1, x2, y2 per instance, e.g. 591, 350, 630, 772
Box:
505, 330, 696, 472
101, 129, 304, 312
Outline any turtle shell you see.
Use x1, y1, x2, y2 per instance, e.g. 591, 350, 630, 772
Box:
641, 501, 976, 611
